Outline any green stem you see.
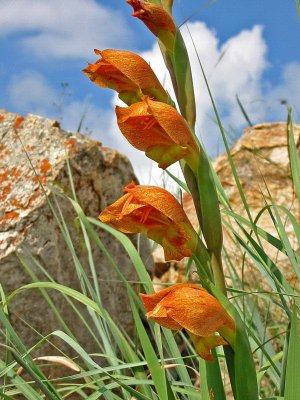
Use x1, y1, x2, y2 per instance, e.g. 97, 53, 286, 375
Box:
182, 161, 227, 295
210, 252, 226, 295
193, 237, 214, 283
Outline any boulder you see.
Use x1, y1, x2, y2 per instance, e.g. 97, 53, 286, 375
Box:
0, 110, 152, 358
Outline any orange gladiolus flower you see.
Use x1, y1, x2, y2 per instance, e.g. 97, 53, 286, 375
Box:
99, 182, 198, 261
128, 0, 176, 51
115, 97, 199, 169
140, 283, 235, 361
83, 49, 169, 105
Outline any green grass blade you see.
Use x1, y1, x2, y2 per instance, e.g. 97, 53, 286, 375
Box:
129, 295, 176, 400
162, 329, 197, 400
284, 305, 300, 400
209, 285, 259, 400
51, 331, 152, 400
205, 350, 226, 400
236, 94, 253, 126
287, 108, 300, 205
166, 169, 191, 193
5, 282, 103, 316
87, 217, 153, 294
0, 307, 62, 400
199, 359, 210, 400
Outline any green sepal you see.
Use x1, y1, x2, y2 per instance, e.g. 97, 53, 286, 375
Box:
146, 143, 189, 169
161, 0, 173, 13
119, 90, 143, 106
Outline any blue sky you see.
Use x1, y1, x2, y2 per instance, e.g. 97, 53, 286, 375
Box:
1, 0, 299, 184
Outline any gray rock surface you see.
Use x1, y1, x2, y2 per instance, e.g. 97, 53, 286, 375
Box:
0, 110, 152, 360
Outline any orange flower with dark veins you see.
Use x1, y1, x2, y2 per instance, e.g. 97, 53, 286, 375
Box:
140, 283, 236, 361
99, 182, 198, 261
116, 97, 199, 170
128, 0, 176, 50
83, 49, 169, 105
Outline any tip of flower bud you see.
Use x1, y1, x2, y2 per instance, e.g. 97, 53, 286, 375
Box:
94, 49, 102, 56
127, 0, 139, 6
124, 181, 137, 193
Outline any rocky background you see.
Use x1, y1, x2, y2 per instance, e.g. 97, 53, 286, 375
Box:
1, 110, 299, 368
0, 110, 152, 361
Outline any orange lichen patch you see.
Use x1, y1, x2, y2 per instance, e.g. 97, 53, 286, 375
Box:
39, 159, 52, 175
33, 176, 48, 186
0, 171, 9, 184
0, 148, 10, 162
64, 138, 77, 148
3, 184, 12, 195
1, 167, 21, 182
0, 167, 26, 208
14, 115, 24, 129
10, 197, 24, 209
0, 115, 4, 121
28, 190, 42, 207
1, 211, 19, 222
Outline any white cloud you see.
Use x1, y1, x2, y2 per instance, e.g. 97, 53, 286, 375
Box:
265, 62, 300, 121
8, 71, 58, 115
0, 0, 132, 58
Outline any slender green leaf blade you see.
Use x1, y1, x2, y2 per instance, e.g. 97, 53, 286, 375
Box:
284, 305, 300, 400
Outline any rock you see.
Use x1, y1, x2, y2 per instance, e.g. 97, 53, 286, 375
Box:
0, 110, 152, 361
154, 122, 300, 288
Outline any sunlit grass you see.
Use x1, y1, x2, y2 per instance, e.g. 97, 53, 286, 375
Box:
1, 1, 299, 399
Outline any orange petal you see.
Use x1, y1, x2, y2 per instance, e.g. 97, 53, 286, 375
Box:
116, 102, 173, 151
158, 225, 192, 260
128, 0, 176, 36
116, 99, 198, 168
84, 49, 168, 102
140, 284, 185, 312
100, 50, 165, 91
123, 182, 193, 225
146, 303, 182, 330
100, 184, 197, 261
159, 285, 234, 336
146, 99, 197, 149
140, 284, 202, 312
